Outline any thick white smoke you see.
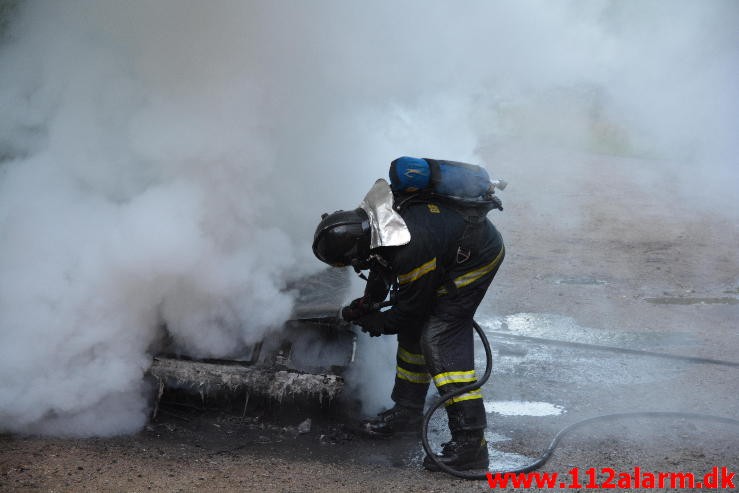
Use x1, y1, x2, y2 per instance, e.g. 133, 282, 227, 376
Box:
0, 0, 736, 435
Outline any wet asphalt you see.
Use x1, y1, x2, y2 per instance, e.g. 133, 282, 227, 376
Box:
186, 307, 737, 477
340, 309, 739, 473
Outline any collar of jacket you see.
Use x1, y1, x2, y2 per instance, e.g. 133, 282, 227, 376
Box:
359, 179, 411, 250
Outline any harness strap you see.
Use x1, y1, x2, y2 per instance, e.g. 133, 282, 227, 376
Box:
392, 192, 489, 295
456, 219, 484, 264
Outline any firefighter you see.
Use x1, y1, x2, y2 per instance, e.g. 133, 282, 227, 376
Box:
312, 178, 504, 472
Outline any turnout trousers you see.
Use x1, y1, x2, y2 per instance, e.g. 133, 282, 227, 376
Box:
390, 247, 504, 433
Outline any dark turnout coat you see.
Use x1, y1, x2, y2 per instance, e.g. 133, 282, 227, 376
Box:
360, 198, 504, 431
366, 199, 504, 333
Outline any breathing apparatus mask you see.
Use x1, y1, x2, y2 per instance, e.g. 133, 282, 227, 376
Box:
312, 179, 411, 272
312, 208, 371, 271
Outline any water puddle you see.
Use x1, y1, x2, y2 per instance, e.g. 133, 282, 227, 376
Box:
645, 297, 739, 305
488, 448, 536, 472
554, 277, 608, 285
484, 400, 564, 417
473, 312, 691, 386
476, 312, 698, 348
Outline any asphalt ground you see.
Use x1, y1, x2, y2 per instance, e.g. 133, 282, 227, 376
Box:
2, 150, 738, 492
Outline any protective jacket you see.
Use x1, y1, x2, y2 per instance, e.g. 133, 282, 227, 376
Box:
360, 197, 505, 433
365, 199, 504, 332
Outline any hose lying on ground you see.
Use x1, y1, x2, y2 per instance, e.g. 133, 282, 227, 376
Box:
421, 320, 739, 480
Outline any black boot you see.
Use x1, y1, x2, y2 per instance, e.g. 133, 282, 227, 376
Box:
423, 430, 489, 471
355, 404, 422, 438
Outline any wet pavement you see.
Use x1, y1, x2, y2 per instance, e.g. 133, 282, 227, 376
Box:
4, 283, 737, 491
345, 311, 737, 474
166, 308, 737, 477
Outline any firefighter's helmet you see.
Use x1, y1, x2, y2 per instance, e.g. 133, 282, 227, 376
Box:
312, 208, 371, 269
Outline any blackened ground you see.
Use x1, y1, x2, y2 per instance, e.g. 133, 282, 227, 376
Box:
2, 149, 738, 492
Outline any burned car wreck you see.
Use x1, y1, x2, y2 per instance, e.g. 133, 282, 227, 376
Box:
148, 268, 356, 409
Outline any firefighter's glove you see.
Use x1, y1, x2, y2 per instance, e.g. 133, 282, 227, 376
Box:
355, 311, 385, 337
341, 297, 370, 322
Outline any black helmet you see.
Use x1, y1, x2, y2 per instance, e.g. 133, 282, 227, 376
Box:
312, 208, 371, 268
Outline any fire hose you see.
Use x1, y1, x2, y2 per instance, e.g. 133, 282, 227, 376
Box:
348, 300, 739, 480
419, 319, 739, 480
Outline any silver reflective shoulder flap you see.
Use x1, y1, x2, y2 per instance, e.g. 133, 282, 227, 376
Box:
359, 179, 411, 249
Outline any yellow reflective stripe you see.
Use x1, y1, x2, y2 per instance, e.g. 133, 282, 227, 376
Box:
398, 347, 425, 366
437, 247, 504, 295
398, 257, 437, 286
396, 366, 431, 384
444, 389, 483, 406
433, 370, 477, 387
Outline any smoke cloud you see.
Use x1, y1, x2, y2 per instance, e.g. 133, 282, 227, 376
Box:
0, 0, 736, 435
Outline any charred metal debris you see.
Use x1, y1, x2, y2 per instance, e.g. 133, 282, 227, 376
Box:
148, 268, 356, 411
